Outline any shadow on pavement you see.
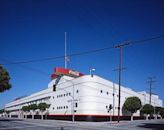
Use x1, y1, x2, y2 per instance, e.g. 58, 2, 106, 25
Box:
138, 123, 164, 130
0, 118, 22, 122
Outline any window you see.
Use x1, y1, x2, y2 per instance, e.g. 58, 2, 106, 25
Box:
53, 96, 54, 99
53, 84, 56, 91
107, 92, 109, 95
106, 105, 108, 109
75, 103, 78, 108
76, 90, 79, 93
66, 106, 68, 109
53, 107, 54, 110
100, 90, 103, 93
64, 94, 65, 97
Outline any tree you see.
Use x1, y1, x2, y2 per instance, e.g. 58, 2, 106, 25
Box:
0, 109, 4, 114
22, 106, 30, 119
0, 65, 11, 93
29, 104, 38, 119
159, 107, 164, 118
38, 103, 50, 120
5, 110, 10, 117
141, 104, 154, 120
155, 106, 161, 115
123, 96, 142, 121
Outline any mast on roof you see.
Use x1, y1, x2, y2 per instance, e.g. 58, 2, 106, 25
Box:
64, 32, 67, 69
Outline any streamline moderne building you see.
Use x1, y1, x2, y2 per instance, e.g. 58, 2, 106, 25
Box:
4, 67, 162, 121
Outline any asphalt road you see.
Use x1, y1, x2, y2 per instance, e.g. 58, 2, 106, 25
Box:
0, 118, 164, 130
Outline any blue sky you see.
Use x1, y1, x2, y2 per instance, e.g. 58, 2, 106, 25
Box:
0, 0, 164, 108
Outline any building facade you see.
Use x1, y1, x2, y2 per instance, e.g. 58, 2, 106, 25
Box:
4, 67, 163, 121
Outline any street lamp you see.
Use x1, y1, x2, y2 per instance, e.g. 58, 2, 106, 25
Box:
90, 68, 95, 77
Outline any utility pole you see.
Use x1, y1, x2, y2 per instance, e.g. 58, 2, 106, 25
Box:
147, 77, 156, 105
114, 41, 130, 123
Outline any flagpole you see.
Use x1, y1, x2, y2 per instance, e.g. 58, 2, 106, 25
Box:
65, 32, 67, 69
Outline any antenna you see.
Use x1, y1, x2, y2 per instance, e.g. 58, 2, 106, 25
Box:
65, 32, 67, 68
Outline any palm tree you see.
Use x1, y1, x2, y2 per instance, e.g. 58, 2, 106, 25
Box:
38, 103, 50, 120
0, 65, 11, 93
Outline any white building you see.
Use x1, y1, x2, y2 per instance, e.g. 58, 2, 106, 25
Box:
4, 67, 162, 121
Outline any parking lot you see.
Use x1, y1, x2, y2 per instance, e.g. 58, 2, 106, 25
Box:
0, 118, 164, 130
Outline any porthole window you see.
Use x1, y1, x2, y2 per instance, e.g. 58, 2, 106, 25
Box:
107, 92, 109, 95
100, 90, 103, 93
53, 107, 54, 110
66, 106, 68, 109
64, 94, 65, 96
106, 105, 108, 109
66, 93, 68, 96
64, 106, 65, 109
76, 90, 79, 93
75, 103, 78, 108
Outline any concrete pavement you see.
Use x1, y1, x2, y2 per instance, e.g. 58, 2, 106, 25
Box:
0, 118, 164, 130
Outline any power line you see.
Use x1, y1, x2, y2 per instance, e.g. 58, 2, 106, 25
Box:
1, 46, 114, 65
0, 58, 50, 77
132, 35, 164, 45
1, 35, 164, 65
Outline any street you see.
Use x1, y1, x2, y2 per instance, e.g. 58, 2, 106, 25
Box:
0, 118, 164, 130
